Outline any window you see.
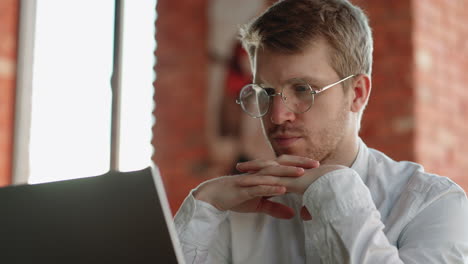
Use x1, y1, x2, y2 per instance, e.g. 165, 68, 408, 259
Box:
16, 0, 157, 184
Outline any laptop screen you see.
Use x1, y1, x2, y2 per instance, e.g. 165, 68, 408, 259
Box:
0, 166, 184, 263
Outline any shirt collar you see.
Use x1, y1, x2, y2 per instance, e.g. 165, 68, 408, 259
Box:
350, 138, 369, 183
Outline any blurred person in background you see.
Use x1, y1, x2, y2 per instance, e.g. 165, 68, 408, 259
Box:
209, 41, 274, 175
205, 1, 276, 177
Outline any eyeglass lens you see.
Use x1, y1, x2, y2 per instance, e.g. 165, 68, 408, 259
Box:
282, 82, 314, 113
239, 80, 314, 117
239, 84, 269, 117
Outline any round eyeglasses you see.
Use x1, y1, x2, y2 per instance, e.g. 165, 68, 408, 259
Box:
236, 75, 355, 118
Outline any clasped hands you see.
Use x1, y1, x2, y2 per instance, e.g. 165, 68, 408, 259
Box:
193, 155, 346, 220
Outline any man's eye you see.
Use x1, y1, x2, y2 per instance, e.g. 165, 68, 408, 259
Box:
264, 88, 276, 96
293, 85, 309, 93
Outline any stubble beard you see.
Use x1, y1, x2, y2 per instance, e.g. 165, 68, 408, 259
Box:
266, 103, 350, 164
306, 103, 350, 164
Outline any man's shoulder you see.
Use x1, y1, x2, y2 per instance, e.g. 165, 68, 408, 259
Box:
406, 169, 465, 204
368, 146, 465, 199
366, 146, 466, 232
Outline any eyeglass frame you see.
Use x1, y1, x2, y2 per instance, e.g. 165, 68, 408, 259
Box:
236, 74, 355, 118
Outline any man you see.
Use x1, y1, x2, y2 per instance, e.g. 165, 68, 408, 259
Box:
175, 0, 468, 263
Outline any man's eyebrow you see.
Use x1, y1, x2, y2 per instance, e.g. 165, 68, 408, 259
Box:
256, 76, 323, 87
254, 78, 271, 88
284, 76, 322, 86
254, 82, 269, 88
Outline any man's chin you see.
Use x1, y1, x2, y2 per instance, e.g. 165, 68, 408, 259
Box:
272, 143, 324, 161
272, 145, 306, 157
270, 137, 304, 156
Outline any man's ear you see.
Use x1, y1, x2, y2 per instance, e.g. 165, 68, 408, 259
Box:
349, 74, 371, 113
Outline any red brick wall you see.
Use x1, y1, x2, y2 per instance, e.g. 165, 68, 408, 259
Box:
153, 0, 209, 213
0, 0, 19, 186
355, 0, 415, 162
413, 1, 468, 190
356, 0, 468, 191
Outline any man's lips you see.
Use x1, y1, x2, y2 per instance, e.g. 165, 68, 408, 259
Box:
271, 136, 302, 147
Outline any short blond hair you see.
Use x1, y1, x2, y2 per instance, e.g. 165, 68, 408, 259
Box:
240, 0, 373, 79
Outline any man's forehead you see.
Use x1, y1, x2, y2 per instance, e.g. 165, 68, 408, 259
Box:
253, 38, 334, 85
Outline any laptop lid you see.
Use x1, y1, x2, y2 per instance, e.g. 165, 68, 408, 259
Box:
0, 166, 185, 263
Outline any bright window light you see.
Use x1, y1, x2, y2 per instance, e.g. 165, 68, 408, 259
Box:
28, 1, 156, 184
119, 1, 157, 172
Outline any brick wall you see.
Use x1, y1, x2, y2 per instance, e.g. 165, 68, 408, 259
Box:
153, 0, 209, 213
413, 0, 468, 190
355, 0, 415, 162
356, 0, 468, 191
154, 0, 468, 212
0, 0, 19, 186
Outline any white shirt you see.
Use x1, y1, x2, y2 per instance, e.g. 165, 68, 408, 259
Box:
174, 139, 468, 263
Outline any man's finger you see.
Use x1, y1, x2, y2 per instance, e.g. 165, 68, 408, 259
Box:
257, 198, 295, 219
257, 165, 304, 177
236, 175, 280, 187
236, 171, 300, 187
236, 157, 319, 173
241, 185, 286, 199
236, 160, 279, 172
276, 155, 320, 169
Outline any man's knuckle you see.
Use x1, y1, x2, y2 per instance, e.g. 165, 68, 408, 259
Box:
258, 186, 269, 194
276, 154, 286, 160
244, 187, 257, 198
271, 177, 281, 185
235, 176, 248, 186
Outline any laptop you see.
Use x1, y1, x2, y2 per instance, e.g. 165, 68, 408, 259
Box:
0, 166, 185, 263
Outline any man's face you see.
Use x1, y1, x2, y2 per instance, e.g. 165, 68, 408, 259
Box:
256, 38, 353, 163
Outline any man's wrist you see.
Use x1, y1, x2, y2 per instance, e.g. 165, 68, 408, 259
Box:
296, 165, 349, 194
193, 186, 210, 203
192, 185, 223, 211
303, 168, 374, 221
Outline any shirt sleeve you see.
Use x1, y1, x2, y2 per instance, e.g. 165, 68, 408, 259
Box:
301, 168, 468, 263
174, 190, 231, 264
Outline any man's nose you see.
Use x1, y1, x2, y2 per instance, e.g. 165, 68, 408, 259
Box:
268, 94, 296, 124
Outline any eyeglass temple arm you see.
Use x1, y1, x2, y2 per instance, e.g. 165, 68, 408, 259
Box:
312, 75, 355, 95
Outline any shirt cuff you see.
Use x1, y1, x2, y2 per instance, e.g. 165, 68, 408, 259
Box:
303, 168, 376, 223
174, 189, 229, 247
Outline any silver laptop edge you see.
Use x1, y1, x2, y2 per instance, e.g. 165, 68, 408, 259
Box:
150, 164, 186, 264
